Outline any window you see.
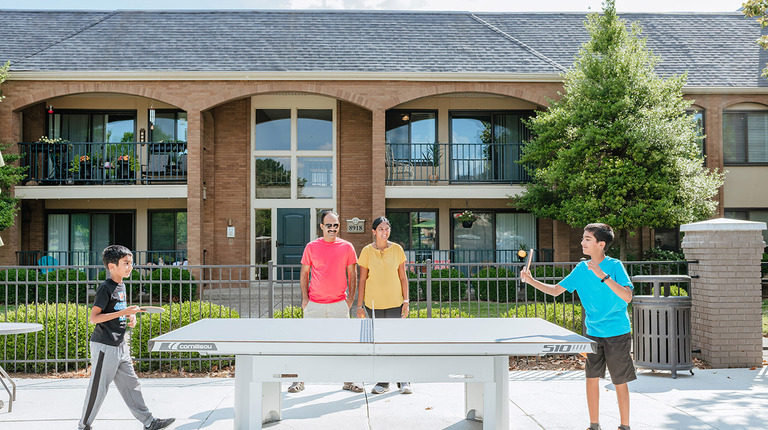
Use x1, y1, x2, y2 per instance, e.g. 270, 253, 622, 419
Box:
687, 109, 705, 158
48, 111, 136, 143
723, 111, 768, 164
725, 209, 768, 248
149, 211, 187, 252
450, 111, 532, 182
385, 110, 437, 161
150, 110, 187, 142
451, 211, 536, 263
47, 212, 134, 265
253, 104, 334, 201
386, 211, 437, 252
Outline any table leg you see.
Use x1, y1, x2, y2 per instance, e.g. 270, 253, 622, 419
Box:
464, 356, 509, 430
234, 355, 261, 430
0, 364, 15, 412
465, 382, 484, 421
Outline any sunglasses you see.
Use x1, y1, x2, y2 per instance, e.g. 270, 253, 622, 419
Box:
323, 223, 340, 229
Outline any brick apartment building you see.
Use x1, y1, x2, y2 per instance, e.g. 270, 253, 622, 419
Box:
0, 10, 766, 267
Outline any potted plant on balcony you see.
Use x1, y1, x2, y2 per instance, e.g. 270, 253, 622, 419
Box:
69, 154, 92, 183
116, 154, 138, 181
422, 142, 440, 184
454, 210, 478, 228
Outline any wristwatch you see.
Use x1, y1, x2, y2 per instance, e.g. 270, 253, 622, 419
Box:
601, 274, 611, 283
402, 299, 410, 303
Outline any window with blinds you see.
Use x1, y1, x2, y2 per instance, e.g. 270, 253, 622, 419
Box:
723, 111, 768, 164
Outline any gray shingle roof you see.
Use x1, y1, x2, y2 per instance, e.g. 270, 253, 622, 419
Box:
1, 10, 765, 87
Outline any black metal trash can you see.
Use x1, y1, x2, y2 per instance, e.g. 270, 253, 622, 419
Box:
631, 275, 694, 378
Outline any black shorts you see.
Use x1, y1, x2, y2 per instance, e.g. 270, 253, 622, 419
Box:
585, 332, 636, 385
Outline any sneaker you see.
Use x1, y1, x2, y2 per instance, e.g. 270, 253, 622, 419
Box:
145, 418, 175, 430
371, 383, 390, 394
342, 382, 364, 393
288, 382, 305, 393
399, 382, 412, 394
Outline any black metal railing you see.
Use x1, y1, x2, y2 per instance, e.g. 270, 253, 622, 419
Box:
16, 250, 188, 267
0, 259, 690, 373
386, 142, 531, 185
17, 141, 188, 185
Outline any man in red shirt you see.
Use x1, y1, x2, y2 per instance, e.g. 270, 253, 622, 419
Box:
287, 210, 362, 393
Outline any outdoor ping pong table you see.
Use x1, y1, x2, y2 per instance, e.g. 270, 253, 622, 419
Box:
150, 317, 595, 430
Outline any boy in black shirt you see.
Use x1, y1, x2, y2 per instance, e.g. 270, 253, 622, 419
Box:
78, 245, 175, 430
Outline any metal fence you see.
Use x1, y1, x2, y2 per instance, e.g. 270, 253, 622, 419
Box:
0, 260, 690, 373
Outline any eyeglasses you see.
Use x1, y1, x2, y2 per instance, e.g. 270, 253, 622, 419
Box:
323, 223, 340, 229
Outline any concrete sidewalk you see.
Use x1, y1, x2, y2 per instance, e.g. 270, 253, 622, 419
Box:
1, 366, 767, 429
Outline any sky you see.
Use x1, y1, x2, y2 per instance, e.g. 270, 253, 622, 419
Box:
4, 0, 749, 13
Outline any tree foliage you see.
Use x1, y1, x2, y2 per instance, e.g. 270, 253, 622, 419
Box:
1, 62, 27, 232
743, 0, 768, 77
514, 0, 724, 259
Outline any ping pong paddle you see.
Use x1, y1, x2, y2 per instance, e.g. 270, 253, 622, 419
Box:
524, 248, 534, 272
139, 306, 164, 314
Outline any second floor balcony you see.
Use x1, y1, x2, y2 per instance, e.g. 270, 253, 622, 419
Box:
386, 142, 531, 186
18, 141, 188, 186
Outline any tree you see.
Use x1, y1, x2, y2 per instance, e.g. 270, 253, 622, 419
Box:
743, 1, 768, 77
514, 0, 724, 260
1, 62, 27, 232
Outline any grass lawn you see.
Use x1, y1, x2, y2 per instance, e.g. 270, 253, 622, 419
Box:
763, 300, 768, 336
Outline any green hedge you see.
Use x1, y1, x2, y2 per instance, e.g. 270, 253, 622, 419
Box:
273, 305, 304, 318
131, 301, 239, 372
407, 268, 466, 302
0, 268, 90, 305
504, 302, 583, 334
473, 265, 574, 303
148, 268, 197, 302
0, 303, 91, 372
407, 307, 471, 318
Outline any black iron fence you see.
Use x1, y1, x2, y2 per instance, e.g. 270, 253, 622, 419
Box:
0, 259, 689, 373
386, 142, 531, 185
16, 250, 188, 267
18, 141, 187, 185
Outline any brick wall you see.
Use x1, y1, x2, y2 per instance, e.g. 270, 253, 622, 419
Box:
337, 101, 373, 254
681, 222, 765, 368
203, 98, 251, 265
21, 103, 46, 142
20, 200, 45, 256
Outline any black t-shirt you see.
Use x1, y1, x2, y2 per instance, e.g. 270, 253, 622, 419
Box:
90, 278, 128, 346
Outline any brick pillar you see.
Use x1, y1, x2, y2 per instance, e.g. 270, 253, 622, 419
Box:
186, 110, 203, 265
680, 218, 766, 368
371, 109, 385, 218
0, 108, 22, 264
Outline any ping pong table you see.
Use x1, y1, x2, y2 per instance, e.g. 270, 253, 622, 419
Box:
150, 317, 594, 429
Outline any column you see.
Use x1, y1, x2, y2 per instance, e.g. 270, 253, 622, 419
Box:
186, 110, 203, 265
680, 218, 766, 368
371, 109, 386, 217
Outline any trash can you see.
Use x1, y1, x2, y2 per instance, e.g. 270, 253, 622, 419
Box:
631, 275, 694, 378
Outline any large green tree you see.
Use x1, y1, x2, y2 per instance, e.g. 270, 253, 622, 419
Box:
515, 0, 724, 259
0, 61, 26, 232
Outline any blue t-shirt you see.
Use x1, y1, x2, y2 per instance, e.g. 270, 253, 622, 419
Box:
558, 256, 633, 338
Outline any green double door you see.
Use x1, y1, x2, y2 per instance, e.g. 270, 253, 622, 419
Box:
276, 208, 310, 280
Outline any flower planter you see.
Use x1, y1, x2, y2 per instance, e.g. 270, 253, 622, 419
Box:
462, 221, 474, 228
118, 160, 133, 181
79, 162, 92, 183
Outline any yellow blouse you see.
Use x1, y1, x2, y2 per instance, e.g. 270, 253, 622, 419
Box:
358, 242, 407, 309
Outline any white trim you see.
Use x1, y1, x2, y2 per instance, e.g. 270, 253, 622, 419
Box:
385, 185, 525, 200
14, 185, 187, 200
9, 71, 564, 82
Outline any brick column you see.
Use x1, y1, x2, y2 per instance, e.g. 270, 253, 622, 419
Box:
371, 109, 385, 218
186, 110, 203, 265
680, 218, 766, 368
0, 108, 22, 264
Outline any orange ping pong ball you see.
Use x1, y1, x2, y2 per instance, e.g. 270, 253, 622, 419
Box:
517, 249, 527, 259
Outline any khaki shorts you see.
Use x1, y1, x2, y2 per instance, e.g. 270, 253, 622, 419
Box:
303, 299, 350, 318
585, 332, 637, 385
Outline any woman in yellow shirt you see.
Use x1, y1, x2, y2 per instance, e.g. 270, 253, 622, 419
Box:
356, 216, 411, 394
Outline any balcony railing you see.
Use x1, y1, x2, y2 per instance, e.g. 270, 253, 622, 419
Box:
386, 142, 531, 185
16, 250, 188, 267
17, 141, 188, 185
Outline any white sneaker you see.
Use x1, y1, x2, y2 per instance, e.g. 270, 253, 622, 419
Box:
371, 383, 390, 394
399, 382, 412, 394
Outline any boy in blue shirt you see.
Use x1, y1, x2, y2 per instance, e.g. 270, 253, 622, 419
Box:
520, 223, 634, 430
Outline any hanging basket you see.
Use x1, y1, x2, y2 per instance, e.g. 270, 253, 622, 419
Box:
461, 220, 474, 228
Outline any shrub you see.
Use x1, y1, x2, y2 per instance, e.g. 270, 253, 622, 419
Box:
407, 268, 466, 302
0, 303, 91, 372
131, 301, 239, 372
0, 268, 89, 305
273, 305, 303, 318
97, 269, 145, 302
642, 246, 685, 261
407, 306, 471, 318
474, 267, 518, 302
148, 267, 197, 302
504, 302, 583, 334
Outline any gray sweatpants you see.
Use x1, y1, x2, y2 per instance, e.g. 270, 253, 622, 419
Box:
78, 341, 154, 429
